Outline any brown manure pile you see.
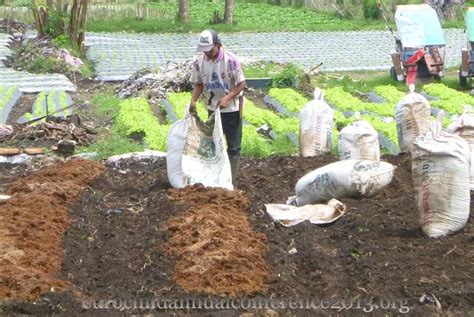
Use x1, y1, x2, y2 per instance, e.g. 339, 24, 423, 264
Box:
164, 184, 269, 296
0, 159, 104, 300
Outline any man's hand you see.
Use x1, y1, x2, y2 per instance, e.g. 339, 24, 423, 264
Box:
218, 95, 231, 108
189, 103, 198, 117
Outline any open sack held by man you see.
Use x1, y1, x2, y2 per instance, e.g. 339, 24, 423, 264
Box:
166, 105, 233, 190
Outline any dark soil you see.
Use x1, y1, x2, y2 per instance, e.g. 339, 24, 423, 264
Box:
0, 153, 472, 316
246, 88, 271, 110
6, 93, 35, 125
0, 160, 103, 300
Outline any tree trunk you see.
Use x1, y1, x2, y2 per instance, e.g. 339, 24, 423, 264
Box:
76, 0, 89, 53
31, 0, 48, 36
224, 0, 233, 24
68, 0, 89, 52
68, 0, 79, 35
179, 0, 189, 22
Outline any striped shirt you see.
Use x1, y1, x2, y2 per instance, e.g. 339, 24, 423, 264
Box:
190, 48, 245, 113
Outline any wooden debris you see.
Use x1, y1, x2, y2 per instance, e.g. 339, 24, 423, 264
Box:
0, 148, 21, 156
0, 147, 45, 156
57, 140, 76, 154
116, 61, 194, 104
24, 148, 45, 155
0, 118, 95, 146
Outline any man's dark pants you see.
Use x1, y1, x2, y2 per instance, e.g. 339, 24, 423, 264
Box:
209, 110, 242, 184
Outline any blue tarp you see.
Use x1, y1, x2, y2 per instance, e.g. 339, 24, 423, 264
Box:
465, 8, 474, 43
395, 4, 445, 48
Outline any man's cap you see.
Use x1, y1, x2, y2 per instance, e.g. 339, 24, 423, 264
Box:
197, 30, 220, 52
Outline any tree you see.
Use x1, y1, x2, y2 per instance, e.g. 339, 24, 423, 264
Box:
179, 0, 189, 22
30, 0, 90, 52
224, 0, 234, 24
68, 0, 89, 53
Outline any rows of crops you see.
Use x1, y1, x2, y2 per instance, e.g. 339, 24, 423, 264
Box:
0, 85, 21, 124
114, 83, 473, 158
16, 90, 73, 124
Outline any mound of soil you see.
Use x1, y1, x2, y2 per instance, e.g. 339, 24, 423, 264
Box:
0, 160, 103, 300
165, 185, 269, 296
0, 153, 472, 315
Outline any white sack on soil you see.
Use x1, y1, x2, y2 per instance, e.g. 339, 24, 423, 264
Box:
0, 124, 13, 139
299, 88, 334, 157
287, 160, 395, 206
447, 106, 474, 190
106, 150, 166, 166
338, 120, 380, 161
265, 198, 346, 226
412, 122, 471, 238
166, 106, 233, 190
0, 154, 30, 164
395, 90, 431, 152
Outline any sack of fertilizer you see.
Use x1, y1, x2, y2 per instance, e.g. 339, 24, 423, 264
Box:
166, 106, 233, 190
299, 88, 334, 157
287, 160, 396, 206
338, 120, 380, 161
447, 106, 474, 190
412, 120, 470, 238
395, 85, 431, 152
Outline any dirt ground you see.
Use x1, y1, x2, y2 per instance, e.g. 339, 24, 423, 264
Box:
0, 152, 472, 316
0, 160, 104, 301
0, 46, 472, 315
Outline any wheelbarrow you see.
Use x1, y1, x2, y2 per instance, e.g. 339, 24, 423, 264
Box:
459, 7, 474, 86
386, 4, 446, 83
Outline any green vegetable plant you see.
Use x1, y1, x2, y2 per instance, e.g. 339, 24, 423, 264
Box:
116, 97, 170, 151
373, 85, 405, 104
21, 91, 72, 123
423, 83, 474, 114
268, 88, 309, 113
333, 109, 357, 130
270, 64, 303, 89
166, 92, 207, 121
325, 87, 396, 118
241, 124, 273, 158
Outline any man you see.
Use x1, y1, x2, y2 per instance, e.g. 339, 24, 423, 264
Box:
190, 29, 246, 186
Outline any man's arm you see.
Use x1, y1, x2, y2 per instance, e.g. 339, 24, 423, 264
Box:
218, 80, 246, 108
190, 83, 204, 107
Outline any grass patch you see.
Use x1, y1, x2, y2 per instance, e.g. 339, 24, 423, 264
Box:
52, 35, 95, 78
313, 72, 406, 93
77, 129, 144, 161
313, 68, 467, 94
87, 1, 386, 33
243, 61, 286, 78
76, 92, 144, 160
90, 92, 121, 115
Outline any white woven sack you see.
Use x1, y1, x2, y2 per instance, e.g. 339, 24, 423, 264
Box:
412, 122, 470, 237
167, 106, 233, 190
166, 113, 190, 188
395, 90, 431, 152
299, 88, 334, 157
338, 120, 380, 161
287, 160, 395, 206
265, 199, 346, 226
448, 106, 474, 190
